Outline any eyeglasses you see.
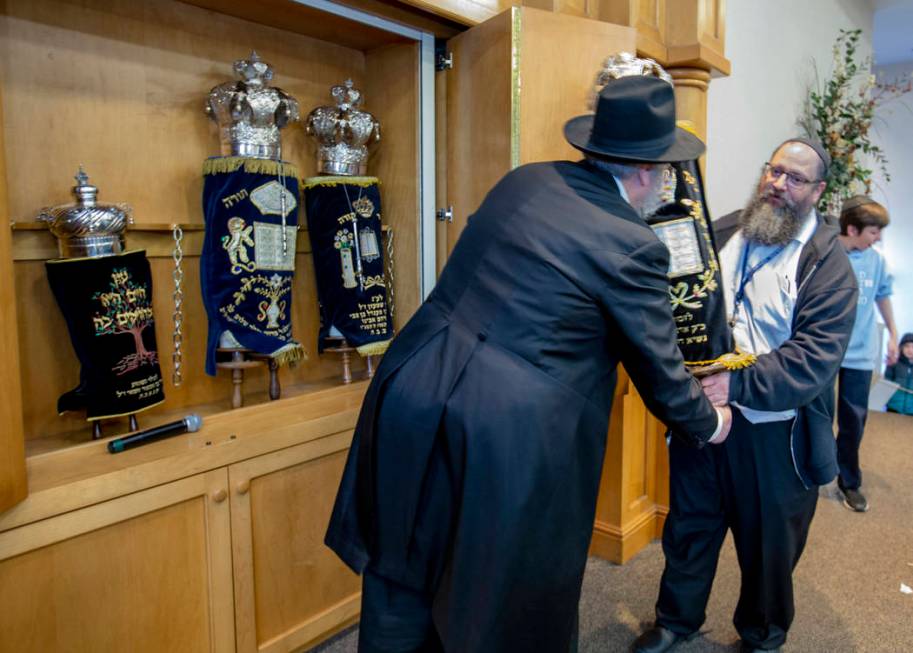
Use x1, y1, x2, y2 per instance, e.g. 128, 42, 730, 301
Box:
763, 163, 820, 189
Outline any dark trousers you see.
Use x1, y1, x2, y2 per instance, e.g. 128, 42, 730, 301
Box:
358, 567, 580, 652
655, 409, 818, 650
836, 367, 872, 490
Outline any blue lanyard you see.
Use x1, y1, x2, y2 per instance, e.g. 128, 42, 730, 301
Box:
730, 241, 785, 327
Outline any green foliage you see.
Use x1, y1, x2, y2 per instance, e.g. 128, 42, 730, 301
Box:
800, 29, 912, 213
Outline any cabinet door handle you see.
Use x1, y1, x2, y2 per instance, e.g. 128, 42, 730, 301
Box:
212, 488, 228, 503
236, 480, 250, 495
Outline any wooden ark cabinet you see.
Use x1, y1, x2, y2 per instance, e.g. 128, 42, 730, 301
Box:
0, 0, 434, 650
0, 0, 652, 650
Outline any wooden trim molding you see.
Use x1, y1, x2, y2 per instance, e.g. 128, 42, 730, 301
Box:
590, 507, 661, 564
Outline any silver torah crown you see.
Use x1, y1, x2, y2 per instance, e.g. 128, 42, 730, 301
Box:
205, 51, 300, 160
589, 52, 673, 110
37, 167, 133, 259
306, 79, 380, 176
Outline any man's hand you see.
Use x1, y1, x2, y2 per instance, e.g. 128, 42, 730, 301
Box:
701, 371, 731, 407
886, 335, 899, 366
709, 405, 732, 445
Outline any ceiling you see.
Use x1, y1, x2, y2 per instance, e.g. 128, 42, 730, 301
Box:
873, 0, 913, 65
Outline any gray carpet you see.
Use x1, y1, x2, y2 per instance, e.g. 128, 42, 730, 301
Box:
312, 411, 913, 652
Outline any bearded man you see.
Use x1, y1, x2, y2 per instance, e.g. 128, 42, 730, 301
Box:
633, 138, 858, 653
326, 71, 735, 653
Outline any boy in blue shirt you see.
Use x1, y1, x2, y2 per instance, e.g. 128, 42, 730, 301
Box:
837, 196, 898, 512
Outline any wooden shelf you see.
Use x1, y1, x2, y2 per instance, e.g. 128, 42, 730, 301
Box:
1, 377, 370, 533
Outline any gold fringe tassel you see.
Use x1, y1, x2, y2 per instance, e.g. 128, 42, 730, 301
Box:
686, 350, 757, 370
356, 339, 391, 356
302, 175, 380, 190
203, 156, 300, 178
270, 343, 307, 367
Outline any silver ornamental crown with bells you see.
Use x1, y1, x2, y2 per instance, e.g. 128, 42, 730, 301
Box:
205, 51, 300, 160
38, 167, 133, 259
306, 79, 381, 176
589, 52, 673, 109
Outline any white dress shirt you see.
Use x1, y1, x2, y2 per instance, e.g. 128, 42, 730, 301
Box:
718, 209, 818, 423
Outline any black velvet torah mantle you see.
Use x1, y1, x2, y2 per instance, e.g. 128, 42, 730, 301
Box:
647, 160, 736, 370
46, 250, 165, 421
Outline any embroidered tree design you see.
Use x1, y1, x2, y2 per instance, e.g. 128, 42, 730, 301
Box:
92, 268, 158, 375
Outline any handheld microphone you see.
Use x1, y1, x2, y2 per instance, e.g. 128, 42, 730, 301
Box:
107, 414, 203, 454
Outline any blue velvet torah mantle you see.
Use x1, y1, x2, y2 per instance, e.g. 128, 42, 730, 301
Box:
201, 157, 306, 376
302, 176, 392, 356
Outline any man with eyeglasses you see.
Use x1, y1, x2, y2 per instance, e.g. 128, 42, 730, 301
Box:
634, 138, 857, 653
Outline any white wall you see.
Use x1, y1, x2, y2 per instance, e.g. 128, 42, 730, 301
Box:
871, 61, 913, 338
704, 0, 874, 218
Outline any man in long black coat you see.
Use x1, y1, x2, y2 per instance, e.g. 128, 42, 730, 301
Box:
326, 73, 733, 652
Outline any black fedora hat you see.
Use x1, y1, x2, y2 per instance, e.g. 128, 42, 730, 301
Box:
564, 76, 704, 163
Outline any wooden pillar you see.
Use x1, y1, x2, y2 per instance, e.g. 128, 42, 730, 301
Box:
589, 1, 728, 564
669, 67, 710, 140
669, 66, 711, 177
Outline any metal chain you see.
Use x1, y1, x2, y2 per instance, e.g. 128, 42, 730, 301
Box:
384, 227, 395, 325
171, 224, 185, 387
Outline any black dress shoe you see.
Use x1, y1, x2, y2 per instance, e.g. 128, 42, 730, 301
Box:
631, 626, 691, 653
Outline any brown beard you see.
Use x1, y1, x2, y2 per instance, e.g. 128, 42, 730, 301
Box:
739, 189, 803, 246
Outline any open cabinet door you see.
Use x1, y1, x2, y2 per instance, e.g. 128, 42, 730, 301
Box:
0, 89, 27, 513
441, 6, 635, 258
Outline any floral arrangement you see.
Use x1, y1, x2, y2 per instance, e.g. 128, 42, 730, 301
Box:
800, 28, 912, 213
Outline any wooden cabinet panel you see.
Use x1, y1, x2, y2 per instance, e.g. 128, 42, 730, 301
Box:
364, 42, 422, 327
0, 469, 234, 652
517, 8, 635, 165
0, 0, 365, 227
0, 84, 26, 513
444, 8, 515, 255
230, 430, 360, 653
443, 7, 634, 255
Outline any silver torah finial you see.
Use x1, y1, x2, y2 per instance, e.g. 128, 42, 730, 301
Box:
589, 52, 673, 110
306, 79, 381, 176
37, 166, 134, 259
205, 51, 300, 160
